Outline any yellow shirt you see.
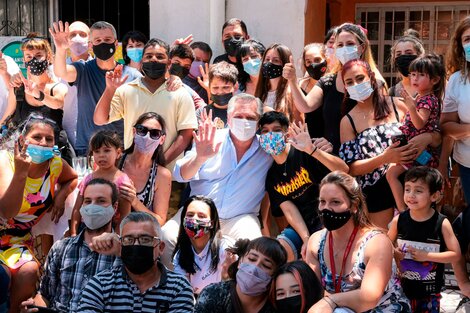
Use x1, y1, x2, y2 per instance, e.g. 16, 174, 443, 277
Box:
109, 78, 198, 171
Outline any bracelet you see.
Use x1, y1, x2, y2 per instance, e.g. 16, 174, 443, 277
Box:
324, 296, 338, 309
310, 145, 318, 156
34, 91, 45, 101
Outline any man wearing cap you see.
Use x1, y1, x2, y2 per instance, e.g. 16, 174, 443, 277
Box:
20, 178, 119, 313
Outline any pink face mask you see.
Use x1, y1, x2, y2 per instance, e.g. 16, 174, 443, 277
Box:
236, 263, 272, 296
189, 61, 205, 78
69, 36, 89, 56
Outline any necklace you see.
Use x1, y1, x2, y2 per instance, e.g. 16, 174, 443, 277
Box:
283, 160, 287, 176
356, 109, 374, 120
328, 226, 359, 293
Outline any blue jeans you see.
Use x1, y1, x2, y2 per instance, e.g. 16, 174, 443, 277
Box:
459, 164, 470, 204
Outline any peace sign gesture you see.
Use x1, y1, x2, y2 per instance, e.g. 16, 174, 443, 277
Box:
14, 139, 31, 174
49, 21, 71, 51
197, 62, 210, 95
105, 64, 129, 91
19, 71, 41, 99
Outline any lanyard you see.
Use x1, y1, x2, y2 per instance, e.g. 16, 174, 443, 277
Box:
328, 227, 359, 293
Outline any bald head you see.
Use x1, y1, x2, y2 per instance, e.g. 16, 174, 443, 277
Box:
69, 21, 90, 39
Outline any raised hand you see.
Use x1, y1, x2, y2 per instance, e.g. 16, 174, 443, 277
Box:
173, 34, 193, 46
14, 139, 31, 174
282, 55, 297, 82
288, 121, 315, 153
197, 62, 210, 93
20, 71, 41, 98
0, 52, 7, 76
49, 21, 71, 50
105, 64, 129, 91
400, 89, 418, 111
193, 116, 221, 161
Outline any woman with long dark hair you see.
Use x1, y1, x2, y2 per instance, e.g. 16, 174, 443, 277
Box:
173, 195, 233, 295
118, 112, 171, 227
255, 43, 303, 123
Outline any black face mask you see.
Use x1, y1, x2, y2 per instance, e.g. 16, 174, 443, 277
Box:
224, 37, 244, 57
142, 61, 167, 80
306, 60, 327, 80
92, 42, 116, 61
25, 58, 49, 76
210, 92, 233, 106
276, 295, 302, 313
319, 209, 351, 231
395, 54, 418, 77
169, 63, 190, 79
121, 245, 155, 275
262, 62, 283, 79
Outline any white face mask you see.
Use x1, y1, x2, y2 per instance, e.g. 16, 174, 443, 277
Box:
335, 45, 360, 65
80, 204, 115, 230
229, 118, 258, 141
346, 80, 374, 102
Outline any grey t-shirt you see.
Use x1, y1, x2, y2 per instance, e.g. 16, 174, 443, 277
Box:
72, 59, 142, 152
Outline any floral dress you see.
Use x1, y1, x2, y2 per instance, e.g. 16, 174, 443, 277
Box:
400, 94, 440, 168
318, 229, 411, 312
0, 151, 63, 269
339, 120, 402, 189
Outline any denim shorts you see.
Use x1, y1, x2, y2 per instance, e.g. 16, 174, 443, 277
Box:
277, 226, 303, 259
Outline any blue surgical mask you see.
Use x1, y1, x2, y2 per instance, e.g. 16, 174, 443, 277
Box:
243, 58, 261, 76
27, 144, 55, 164
127, 47, 143, 63
346, 80, 374, 102
464, 43, 470, 62
335, 45, 360, 65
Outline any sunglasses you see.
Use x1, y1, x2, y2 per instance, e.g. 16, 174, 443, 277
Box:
135, 124, 163, 140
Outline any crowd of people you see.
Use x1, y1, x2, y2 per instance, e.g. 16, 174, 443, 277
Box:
0, 13, 469, 313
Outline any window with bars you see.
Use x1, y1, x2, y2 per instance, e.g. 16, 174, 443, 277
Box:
0, 0, 49, 36
356, 2, 470, 86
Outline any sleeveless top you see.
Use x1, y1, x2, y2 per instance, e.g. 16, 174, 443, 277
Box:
318, 229, 411, 312
339, 98, 402, 188
0, 151, 63, 269
14, 84, 64, 129
119, 153, 158, 209
397, 210, 446, 299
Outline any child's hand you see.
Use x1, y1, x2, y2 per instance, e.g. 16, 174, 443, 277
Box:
408, 246, 428, 262
400, 89, 418, 110
394, 246, 405, 261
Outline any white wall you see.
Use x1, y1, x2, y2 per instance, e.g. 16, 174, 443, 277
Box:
226, 0, 306, 64
149, 0, 305, 63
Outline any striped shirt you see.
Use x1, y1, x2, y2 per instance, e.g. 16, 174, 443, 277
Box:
78, 262, 194, 312
39, 230, 117, 313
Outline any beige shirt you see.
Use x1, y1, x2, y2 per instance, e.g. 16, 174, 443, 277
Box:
109, 78, 197, 171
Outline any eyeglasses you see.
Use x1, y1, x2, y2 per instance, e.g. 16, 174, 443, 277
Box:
120, 235, 160, 247
135, 124, 163, 140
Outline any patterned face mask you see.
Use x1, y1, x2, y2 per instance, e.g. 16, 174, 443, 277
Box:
259, 132, 286, 156
25, 57, 49, 76
184, 217, 212, 239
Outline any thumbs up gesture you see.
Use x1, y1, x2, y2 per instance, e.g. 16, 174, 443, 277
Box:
282, 55, 297, 82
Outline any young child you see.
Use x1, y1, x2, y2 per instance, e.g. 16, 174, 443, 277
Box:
388, 167, 460, 312
70, 131, 132, 235
195, 61, 238, 129
386, 54, 445, 212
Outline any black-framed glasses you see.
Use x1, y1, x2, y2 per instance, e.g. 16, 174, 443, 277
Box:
120, 235, 160, 247
135, 124, 163, 140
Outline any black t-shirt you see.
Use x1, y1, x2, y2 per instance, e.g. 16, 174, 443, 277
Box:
266, 147, 328, 233
315, 73, 356, 155
213, 53, 248, 90
196, 104, 227, 129
397, 210, 446, 299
